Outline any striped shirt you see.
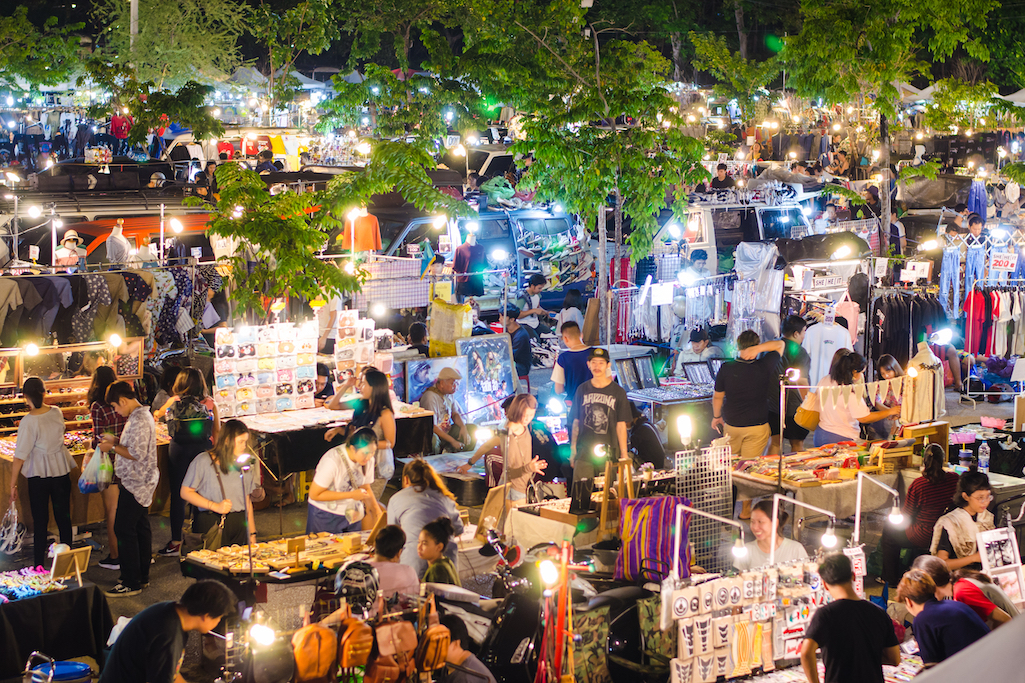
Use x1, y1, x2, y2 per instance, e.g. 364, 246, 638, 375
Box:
90, 401, 127, 449
905, 472, 960, 547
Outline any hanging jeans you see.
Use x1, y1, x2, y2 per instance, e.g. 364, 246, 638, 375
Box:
989, 246, 1011, 285
939, 248, 962, 319
965, 245, 986, 298
1014, 246, 1025, 283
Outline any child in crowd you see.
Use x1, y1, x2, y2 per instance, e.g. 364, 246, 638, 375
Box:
369, 525, 420, 599
419, 517, 461, 586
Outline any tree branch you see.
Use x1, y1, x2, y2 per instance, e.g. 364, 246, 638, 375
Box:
513, 20, 591, 89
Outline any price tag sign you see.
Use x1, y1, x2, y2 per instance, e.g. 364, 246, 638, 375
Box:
28, 245, 39, 261
992, 252, 1018, 272
407, 243, 421, 256
811, 275, 844, 289
191, 247, 203, 259
900, 260, 932, 281
874, 258, 889, 279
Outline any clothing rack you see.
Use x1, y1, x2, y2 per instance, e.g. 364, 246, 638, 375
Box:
867, 284, 938, 373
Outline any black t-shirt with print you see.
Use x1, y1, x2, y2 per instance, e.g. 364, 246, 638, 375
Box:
804, 598, 898, 683
99, 601, 186, 683
571, 379, 631, 462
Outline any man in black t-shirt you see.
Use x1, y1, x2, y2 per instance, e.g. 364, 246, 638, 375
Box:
571, 347, 631, 481
709, 163, 736, 189
712, 330, 783, 459
801, 554, 901, 683
100, 580, 236, 683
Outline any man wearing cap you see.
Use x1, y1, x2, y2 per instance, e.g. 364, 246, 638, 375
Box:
420, 367, 472, 453
570, 348, 630, 481
673, 328, 722, 376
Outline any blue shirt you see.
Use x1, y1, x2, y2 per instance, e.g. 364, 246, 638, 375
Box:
386, 486, 464, 578
510, 326, 531, 378
913, 598, 990, 664
553, 348, 591, 400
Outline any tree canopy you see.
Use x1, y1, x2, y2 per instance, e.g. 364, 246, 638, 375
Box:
0, 6, 81, 89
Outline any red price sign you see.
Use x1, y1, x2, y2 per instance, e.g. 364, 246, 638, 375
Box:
992, 252, 1018, 272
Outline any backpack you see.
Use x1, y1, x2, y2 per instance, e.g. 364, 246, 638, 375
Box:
167, 395, 213, 443
414, 594, 451, 672
339, 611, 375, 669
291, 623, 338, 683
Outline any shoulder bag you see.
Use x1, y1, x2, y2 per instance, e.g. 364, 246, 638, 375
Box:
794, 391, 820, 431
182, 455, 228, 555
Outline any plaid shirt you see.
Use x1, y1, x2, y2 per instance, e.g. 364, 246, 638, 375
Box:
114, 406, 159, 507
90, 401, 127, 449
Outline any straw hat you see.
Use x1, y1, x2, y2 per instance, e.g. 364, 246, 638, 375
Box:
61, 230, 83, 246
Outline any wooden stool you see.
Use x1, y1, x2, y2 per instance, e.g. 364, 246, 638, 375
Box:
598, 458, 635, 541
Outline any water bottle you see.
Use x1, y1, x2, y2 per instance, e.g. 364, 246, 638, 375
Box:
979, 442, 990, 473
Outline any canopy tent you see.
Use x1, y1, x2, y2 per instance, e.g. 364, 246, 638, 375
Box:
997, 88, 1025, 105
904, 84, 936, 104
339, 70, 365, 84
895, 81, 922, 103
273, 69, 327, 90
227, 67, 268, 88
913, 608, 1025, 682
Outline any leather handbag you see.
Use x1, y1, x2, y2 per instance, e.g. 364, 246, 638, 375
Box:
414, 594, 450, 672
794, 391, 820, 431
363, 654, 402, 683
374, 594, 418, 660
338, 605, 375, 669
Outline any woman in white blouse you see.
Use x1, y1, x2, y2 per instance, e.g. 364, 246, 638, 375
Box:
8, 377, 75, 566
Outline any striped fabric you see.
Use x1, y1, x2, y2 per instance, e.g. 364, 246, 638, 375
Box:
615, 496, 692, 581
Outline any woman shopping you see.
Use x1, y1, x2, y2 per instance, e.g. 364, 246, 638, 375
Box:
159, 369, 219, 557
879, 444, 959, 587
931, 470, 995, 571
87, 366, 126, 571
180, 419, 259, 548
307, 427, 382, 534
458, 394, 547, 505
733, 499, 808, 571
870, 354, 904, 440
8, 377, 75, 567
388, 459, 464, 577
346, 368, 396, 500
813, 352, 900, 446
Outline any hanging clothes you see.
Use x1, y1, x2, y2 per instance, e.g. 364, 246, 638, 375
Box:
902, 343, 945, 423
963, 290, 987, 356
802, 321, 853, 386
938, 247, 962, 319
453, 242, 486, 297
967, 180, 987, 224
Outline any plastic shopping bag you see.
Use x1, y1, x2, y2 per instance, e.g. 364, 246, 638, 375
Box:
78, 447, 108, 494
96, 449, 113, 487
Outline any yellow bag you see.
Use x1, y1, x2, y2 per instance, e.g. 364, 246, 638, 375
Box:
794, 391, 820, 431
427, 299, 472, 357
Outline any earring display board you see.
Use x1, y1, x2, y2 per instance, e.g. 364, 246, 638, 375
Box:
455, 334, 520, 422
213, 323, 319, 417
669, 561, 825, 680
406, 356, 469, 414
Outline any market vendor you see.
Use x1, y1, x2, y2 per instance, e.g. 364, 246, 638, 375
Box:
307, 427, 382, 534
733, 499, 808, 571
931, 471, 995, 571
458, 394, 547, 505
314, 363, 335, 406
673, 327, 722, 376
418, 367, 473, 454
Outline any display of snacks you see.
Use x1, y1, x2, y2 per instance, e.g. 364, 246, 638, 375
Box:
185, 531, 369, 573
0, 566, 67, 602
733, 443, 880, 486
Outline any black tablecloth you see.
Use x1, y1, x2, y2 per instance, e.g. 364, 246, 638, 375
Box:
0, 583, 114, 678
948, 433, 1025, 478
257, 414, 434, 475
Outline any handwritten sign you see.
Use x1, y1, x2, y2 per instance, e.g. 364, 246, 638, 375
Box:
900, 260, 931, 281
992, 252, 1019, 272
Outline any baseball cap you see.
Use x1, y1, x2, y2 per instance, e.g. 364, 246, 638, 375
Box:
438, 367, 462, 381
689, 328, 710, 343
588, 347, 610, 362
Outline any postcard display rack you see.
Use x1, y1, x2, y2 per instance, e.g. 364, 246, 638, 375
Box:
333, 310, 395, 378
212, 325, 321, 416
978, 526, 1025, 610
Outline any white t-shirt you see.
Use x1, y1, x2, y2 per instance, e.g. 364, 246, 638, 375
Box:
802, 323, 853, 385
308, 446, 375, 521
732, 537, 808, 571
814, 377, 869, 440
555, 307, 584, 334
318, 296, 341, 340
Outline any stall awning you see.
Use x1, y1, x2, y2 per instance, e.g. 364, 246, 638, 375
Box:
70, 214, 213, 255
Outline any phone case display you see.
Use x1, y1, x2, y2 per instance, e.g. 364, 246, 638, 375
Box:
0, 566, 68, 602
455, 335, 521, 422
213, 323, 317, 417
668, 562, 824, 680
334, 311, 375, 371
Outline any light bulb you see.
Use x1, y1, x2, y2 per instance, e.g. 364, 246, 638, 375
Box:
170, 218, 183, 234
888, 506, 904, 525
666, 223, 682, 239
921, 240, 938, 251
109, 334, 122, 348
490, 248, 509, 262
732, 538, 748, 558
907, 366, 918, 378
547, 397, 566, 415
371, 303, 386, 317
344, 261, 356, 275
249, 623, 275, 646
832, 123, 841, 132
25, 343, 39, 356
27, 205, 41, 218
831, 245, 852, 259
821, 529, 837, 548
476, 428, 493, 443
594, 444, 608, 458
433, 216, 447, 229
677, 415, 692, 443
539, 559, 559, 586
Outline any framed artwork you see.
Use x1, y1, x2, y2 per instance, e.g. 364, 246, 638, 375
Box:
406, 356, 469, 415
979, 527, 1020, 573
455, 334, 520, 423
